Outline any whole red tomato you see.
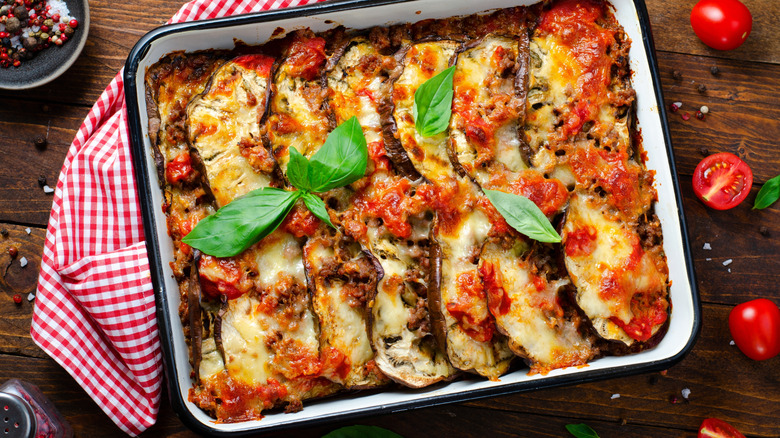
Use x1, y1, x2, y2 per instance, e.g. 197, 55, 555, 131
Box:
698, 418, 746, 438
728, 298, 780, 361
690, 0, 752, 50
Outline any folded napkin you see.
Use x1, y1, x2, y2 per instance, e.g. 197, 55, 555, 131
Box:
31, 0, 323, 435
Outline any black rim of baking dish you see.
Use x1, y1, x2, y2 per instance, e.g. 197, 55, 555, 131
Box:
123, 0, 701, 436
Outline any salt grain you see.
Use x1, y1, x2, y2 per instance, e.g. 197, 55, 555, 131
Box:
43, 185, 54, 194
27, 293, 35, 302
730, 340, 735, 346
703, 243, 711, 250
19, 257, 28, 268
25, 228, 31, 234
681, 388, 691, 399
728, 268, 732, 273
723, 259, 733, 266
611, 394, 620, 399
705, 258, 712, 261
673, 101, 683, 108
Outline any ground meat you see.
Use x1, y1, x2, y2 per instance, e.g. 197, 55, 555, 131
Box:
406, 297, 430, 334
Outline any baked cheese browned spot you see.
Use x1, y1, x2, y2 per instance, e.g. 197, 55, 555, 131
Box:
393, 40, 513, 379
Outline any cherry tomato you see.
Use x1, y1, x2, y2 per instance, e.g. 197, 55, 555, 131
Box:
698, 418, 746, 438
690, 0, 752, 51
692, 152, 753, 210
728, 298, 780, 361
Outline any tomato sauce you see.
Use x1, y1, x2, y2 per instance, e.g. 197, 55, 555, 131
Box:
610, 292, 668, 341
507, 173, 570, 216
282, 203, 321, 238
446, 270, 495, 342
191, 376, 289, 423
320, 346, 352, 381
198, 255, 245, 300
481, 262, 512, 317
233, 54, 274, 77
537, 0, 616, 139
285, 35, 326, 81
564, 225, 598, 257
351, 176, 428, 239
165, 151, 194, 185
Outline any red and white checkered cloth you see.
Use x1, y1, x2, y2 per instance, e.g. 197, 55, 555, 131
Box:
31, 0, 324, 435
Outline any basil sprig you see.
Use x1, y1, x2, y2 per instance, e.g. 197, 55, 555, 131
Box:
565, 423, 600, 438
753, 174, 780, 209
413, 65, 455, 137
182, 116, 367, 257
483, 189, 562, 243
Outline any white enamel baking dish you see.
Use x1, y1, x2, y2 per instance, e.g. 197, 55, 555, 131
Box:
124, 0, 700, 435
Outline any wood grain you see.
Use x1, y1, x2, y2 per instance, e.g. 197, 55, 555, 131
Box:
646, 0, 780, 64
0, 0, 777, 436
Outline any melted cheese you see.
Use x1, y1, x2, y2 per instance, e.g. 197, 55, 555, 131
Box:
481, 238, 594, 374
186, 56, 273, 207
450, 35, 526, 185
563, 192, 667, 345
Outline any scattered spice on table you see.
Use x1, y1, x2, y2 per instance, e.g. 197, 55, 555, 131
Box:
759, 226, 769, 237
7, 246, 17, 258
13, 294, 22, 304
673, 70, 682, 80
19, 256, 27, 267
697, 83, 707, 93
682, 112, 691, 121
34, 136, 47, 148
710, 65, 720, 75
0, 0, 79, 69
699, 147, 709, 156
696, 110, 705, 120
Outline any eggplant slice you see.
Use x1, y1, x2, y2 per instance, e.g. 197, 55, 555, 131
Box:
392, 40, 513, 379
561, 191, 669, 348
479, 236, 596, 374
449, 34, 528, 185
303, 230, 389, 388
186, 54, 276, 207
328, 38, 456, 387
266, 31, 331, 176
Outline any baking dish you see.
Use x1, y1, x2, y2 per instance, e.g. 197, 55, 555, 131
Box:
123, 0, 700, 435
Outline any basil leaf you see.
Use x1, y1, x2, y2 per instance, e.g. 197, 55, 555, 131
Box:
322, 425, 404, 438
483, 189, 561, 243
303, 192, 335, 229
413, 65, 455, 137
182, 188, 301, 257
307, 116, 368, 192
753, 174, 780, 209
565, 423, 600, 438
287, 146, 312, 191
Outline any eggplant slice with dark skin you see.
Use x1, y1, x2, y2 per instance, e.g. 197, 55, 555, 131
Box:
390, 39, 514, 379
302, 228, 390, 389
328, 37, 456, 387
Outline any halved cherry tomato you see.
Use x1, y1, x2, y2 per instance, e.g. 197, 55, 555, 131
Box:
692, 152, 753, 210
690, 0, 752, 51
698, 418, 746, 438
729, 298, 780, 361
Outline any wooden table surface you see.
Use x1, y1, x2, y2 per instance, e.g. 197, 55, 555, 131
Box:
1, 0, 778, 436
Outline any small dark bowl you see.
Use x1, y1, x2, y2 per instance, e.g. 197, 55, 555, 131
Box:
0, 0, 89, 90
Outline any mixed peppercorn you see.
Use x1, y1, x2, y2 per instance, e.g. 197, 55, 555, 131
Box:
0, 0, 78, 69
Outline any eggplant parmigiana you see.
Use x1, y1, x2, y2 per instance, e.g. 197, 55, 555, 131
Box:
144, 0, 670, 423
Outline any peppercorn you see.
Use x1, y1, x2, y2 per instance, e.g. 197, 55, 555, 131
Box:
37, 175, 46, 187
672, 70, 682, 80
696, 110, 705, 120
0, 5, 10, 16
759, 226, 770, 237
0, 229, 8, 237
68, 18, 78, 29
33, 136, 46, 148
5, 16, 20, 33
43, 17, 53, 28
62, 25, 74, 37
22, 36, 37, 51
39, 32, 48, 40
697, 84, 707, 93
8, 246, 18, 258
13, 294, 23, 305
710, 65, 720, 75
12, 5, 26, 20
699, 147, 709, 156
